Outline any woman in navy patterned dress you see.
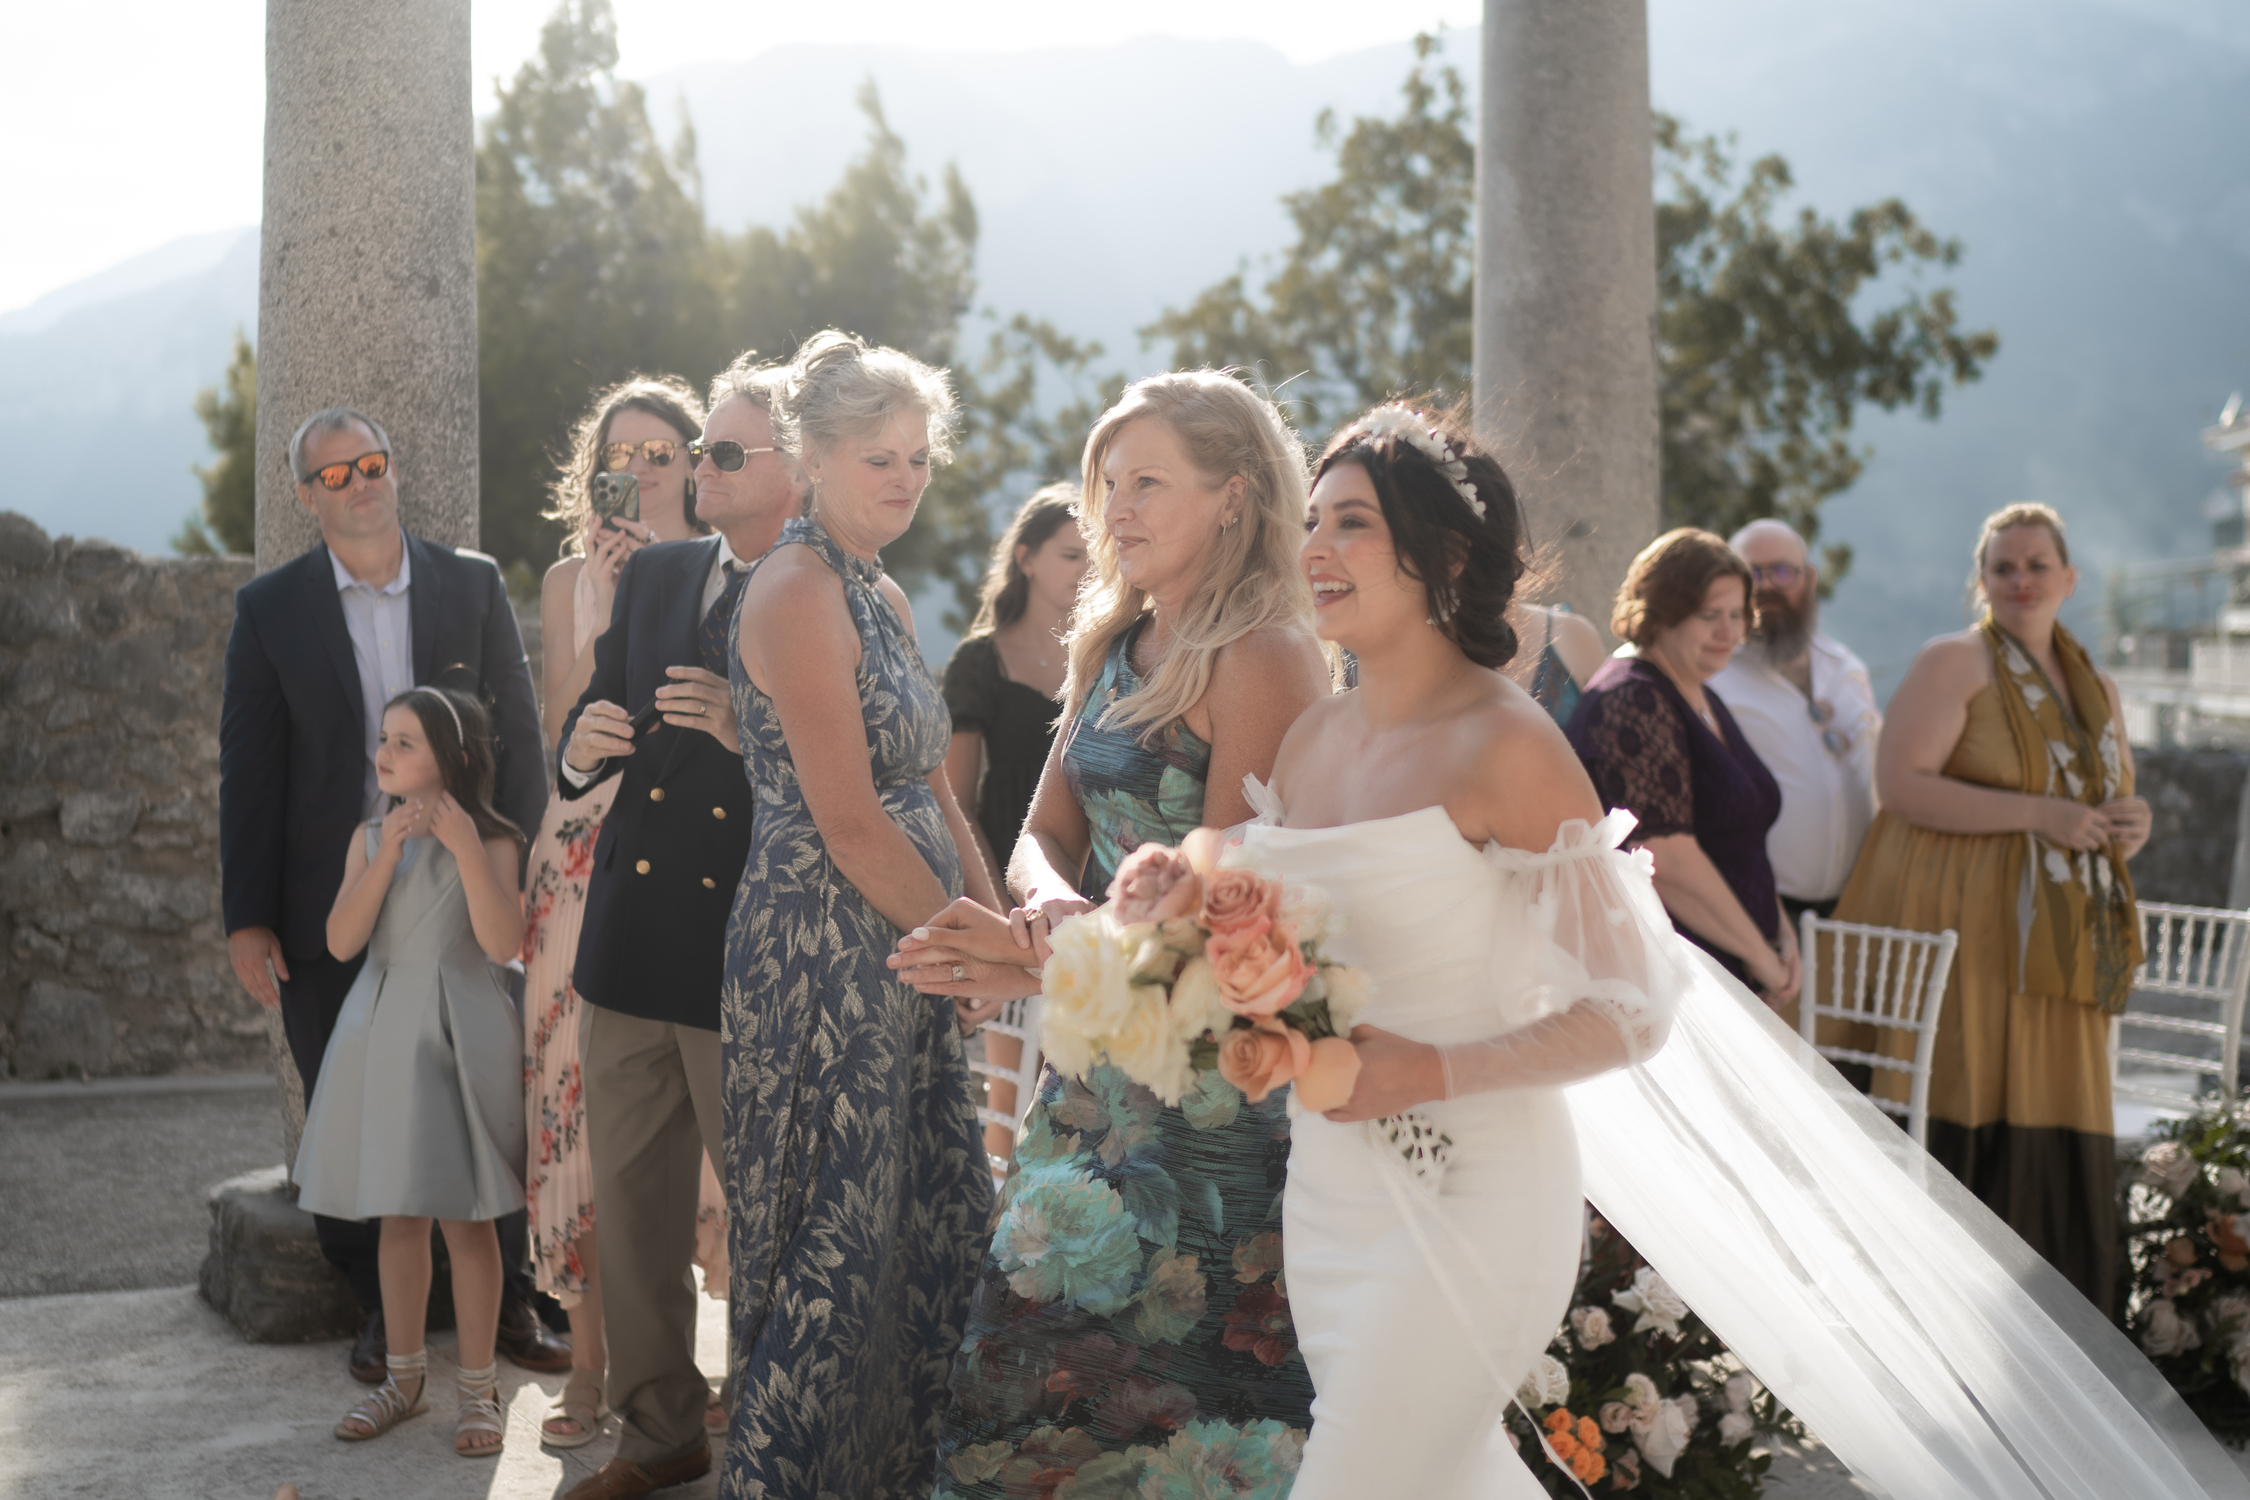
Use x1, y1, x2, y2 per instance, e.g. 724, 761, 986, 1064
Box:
720, 333, 1000, 1499
893, 372, 1331, 1498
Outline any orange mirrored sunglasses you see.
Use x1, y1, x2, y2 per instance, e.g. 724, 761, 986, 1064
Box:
302, 451, 390, 491
601, 438, 681, 470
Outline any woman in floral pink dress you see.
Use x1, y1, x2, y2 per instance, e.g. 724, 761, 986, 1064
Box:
520, 376, 728, 1446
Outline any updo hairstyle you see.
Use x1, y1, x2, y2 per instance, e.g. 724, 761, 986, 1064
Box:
780, 330, 957, 471
543, 375, 708, 555
1313, 402, 1530, 671
1612, 528, 1756, 648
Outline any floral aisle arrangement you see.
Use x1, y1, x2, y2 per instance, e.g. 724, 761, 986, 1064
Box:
1039, 837, 1368, 1112
1507, 1215, 1803, 1497
2124, 1105, 2250, 1443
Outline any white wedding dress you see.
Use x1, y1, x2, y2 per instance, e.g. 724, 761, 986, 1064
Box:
1232, 782, 2250, 1500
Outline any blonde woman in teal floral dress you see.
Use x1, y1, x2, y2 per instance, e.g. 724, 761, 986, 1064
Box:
893, 372, 1331, 1498
721, 333, 1000, 1500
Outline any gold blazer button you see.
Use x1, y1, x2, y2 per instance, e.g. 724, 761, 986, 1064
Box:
712, 806, 727, 819
649, 787, 665, 802
702, 877, 717, 889
635, 859, 651, 875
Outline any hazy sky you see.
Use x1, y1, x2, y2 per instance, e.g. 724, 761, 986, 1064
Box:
5, 0, 1479, 316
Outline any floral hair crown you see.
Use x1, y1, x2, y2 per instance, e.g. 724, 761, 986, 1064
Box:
1338, 404, 1485, 519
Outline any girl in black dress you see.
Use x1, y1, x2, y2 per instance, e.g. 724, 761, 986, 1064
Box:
939, 484, 1088, 1158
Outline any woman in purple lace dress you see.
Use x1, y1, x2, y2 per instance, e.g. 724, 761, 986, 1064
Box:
1567, 528, 1799, 1010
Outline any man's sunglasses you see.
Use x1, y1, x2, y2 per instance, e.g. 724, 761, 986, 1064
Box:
601, 438, 681, 470
301, 451, 390, 491
687, 440, 777, 473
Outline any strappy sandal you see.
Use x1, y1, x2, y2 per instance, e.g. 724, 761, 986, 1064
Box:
335, 1356, 428, 1441
454, 1363, 506, 1458
542, 1368, 609, 1449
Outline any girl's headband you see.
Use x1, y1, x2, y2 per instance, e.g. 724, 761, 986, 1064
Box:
418, 687, 464, 745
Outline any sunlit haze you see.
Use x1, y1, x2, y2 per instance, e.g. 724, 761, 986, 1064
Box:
2, 0, 1479, 316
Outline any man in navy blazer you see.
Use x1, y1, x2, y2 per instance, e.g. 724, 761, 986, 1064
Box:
552, 359, 800, 1500
219, 406, 566, 1380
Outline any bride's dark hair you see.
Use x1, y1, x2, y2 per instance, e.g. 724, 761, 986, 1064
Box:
1312, 399, 1530, 670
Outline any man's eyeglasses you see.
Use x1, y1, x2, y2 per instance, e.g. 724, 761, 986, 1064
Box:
688, 440, 778, 473
1807, 697, 1852, 758
601, 438, 681, 470
1750, 562, 1806, 589
301, 451, 390, 491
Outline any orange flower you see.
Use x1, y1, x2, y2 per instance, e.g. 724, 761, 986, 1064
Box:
1577, 1416, 1605, 1452
1216, 1020, 1309, 1103
1206, 924, 1313, 1018
1571, 1446, 1608, 1484
1200, 867, 1281, 937
1550, 1432, 1581, 1460
1292, 1036, 1363, 1113
1545, 1409, 1576, 1435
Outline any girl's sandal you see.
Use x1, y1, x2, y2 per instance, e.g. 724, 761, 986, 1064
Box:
542, 1369, 609, 1449
454, 1365, 506, 1459
334, 1373, 427, 1441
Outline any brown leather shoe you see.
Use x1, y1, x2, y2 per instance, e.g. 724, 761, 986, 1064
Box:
561, 1446, 713, 1499
495, 1296, 572, 1373
348, 1309, 387, 1384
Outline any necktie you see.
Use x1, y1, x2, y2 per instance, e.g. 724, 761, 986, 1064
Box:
700, 561, 747, 677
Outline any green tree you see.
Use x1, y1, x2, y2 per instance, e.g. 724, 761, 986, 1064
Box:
1146, 34, 1998, 578
476, 0, 724, 569
175, 328, 257, 556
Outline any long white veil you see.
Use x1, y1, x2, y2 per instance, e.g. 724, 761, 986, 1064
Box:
1575, 943, 2249, 1498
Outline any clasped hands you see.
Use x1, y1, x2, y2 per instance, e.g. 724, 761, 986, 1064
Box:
563, 665, 738, 770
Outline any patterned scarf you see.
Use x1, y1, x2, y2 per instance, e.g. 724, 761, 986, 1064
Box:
1982, 616, 2141, 1013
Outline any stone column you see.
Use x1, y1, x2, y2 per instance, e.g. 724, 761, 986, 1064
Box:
251, 0, 477, 1146
254, 0, 480, 572
1474, 0, 1661, 637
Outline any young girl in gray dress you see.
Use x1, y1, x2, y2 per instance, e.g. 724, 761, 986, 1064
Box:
293, 686, 529, 1459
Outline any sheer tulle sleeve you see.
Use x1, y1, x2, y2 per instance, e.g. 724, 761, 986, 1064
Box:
1438, 811, 1684, 1097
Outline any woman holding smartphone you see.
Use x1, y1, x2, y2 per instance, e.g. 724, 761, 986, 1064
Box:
519, 376, 720, 1448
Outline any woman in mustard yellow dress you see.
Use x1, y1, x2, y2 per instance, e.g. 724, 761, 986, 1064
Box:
1834, 503, 2148, 1313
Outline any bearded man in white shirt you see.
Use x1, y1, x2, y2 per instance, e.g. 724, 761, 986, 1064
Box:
1709, 519, 1881, 924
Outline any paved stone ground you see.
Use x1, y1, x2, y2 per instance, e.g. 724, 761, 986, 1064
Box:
0, 1076, 1937, 1499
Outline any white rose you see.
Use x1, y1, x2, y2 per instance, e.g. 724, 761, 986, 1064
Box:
2142, 1141, 2201, 1198
1569, 1306, 1616, 1350
1097, 986, 1196, 1104
1718, 1410, 1756, 1446
2141, 1299, 2202, 1358
1723, 1372, 1757, 1413
1320, 962, 1372, 1030
1042, 912, 1143, 1040
1622, 1372, 1662, 1417
1611, 1266, 1690, 1340
1167, 957, 1230, 1043
1278, 880, 1333, 945
1673, 1394, 1699, 1434
1632, 1395, 1694, 1478
2217, 1167, 2246, 1200
1515, 1353, 1570, 1410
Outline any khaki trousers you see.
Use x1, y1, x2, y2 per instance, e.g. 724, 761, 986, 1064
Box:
583, 1004, 726, 1466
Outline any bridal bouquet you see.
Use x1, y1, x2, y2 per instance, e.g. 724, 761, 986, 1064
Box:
1039, 834, 1367, 1112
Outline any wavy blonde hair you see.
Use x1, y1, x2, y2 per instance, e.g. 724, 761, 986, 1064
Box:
542, 375, 708, 557
1065, 371, 1314, 733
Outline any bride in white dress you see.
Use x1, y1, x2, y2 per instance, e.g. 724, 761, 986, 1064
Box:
896, 401, 2250, 1499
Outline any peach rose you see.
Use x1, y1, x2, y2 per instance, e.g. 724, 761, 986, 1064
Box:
1107, 844, 1204, 926
1292, 1036, 1362, 1113
1200, 867, 1281, 938
1216, 1019, 1309, 1103
1205, 923, 1313, 1019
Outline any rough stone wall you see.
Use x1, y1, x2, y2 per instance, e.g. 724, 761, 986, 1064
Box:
0, 512, 261, 1080
2129, 748, 2250, 910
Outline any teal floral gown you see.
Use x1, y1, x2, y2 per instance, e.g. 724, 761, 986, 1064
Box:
933, 619, 1315, 1499
721, 518, 994, 1500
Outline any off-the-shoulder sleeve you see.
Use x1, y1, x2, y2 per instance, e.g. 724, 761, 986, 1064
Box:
1438, 813, 1684, 1096
942, 635, 999, 734
1571, 674, 1695, 841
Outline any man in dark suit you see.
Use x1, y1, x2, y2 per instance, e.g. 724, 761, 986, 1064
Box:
219, 406, 569, 1381
556, 358, 802, 1500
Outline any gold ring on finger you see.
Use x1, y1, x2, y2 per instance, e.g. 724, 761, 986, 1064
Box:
951, 964, 966, 982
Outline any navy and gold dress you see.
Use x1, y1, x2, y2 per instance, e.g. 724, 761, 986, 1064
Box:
720, 517, 993, 1500
933, 618, 1316, 1498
